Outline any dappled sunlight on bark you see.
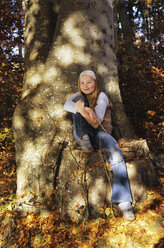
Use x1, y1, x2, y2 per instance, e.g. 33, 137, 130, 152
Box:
67, 194, 87, 222
24, 3, 40, 46
63, 12, 86, 47
89, 177, 108, 210
12, 113, 25, 130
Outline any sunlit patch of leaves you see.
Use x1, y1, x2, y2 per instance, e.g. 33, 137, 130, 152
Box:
0, 189, 163, 248
0, 132, 16, 215
0, 127, 14, 147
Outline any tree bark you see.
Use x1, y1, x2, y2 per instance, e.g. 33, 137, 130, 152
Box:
12, 0, 158, 218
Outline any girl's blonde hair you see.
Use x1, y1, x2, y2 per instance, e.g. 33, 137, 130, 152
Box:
78, 71, 101, 109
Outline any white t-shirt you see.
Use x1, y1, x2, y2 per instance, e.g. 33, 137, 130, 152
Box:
64, 92, 109, 123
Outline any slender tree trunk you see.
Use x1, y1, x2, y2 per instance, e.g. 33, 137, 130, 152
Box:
116, 0, 135, 53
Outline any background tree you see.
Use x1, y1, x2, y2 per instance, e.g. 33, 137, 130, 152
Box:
0, 0, 23, 129
114, 0, 163, 153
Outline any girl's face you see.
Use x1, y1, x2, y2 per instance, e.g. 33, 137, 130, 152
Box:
79, 75, 96, 95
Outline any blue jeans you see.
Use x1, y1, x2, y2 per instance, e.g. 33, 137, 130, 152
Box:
72, 113, 132, 203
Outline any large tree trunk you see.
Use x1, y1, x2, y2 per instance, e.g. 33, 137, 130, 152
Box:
12, 0, 159, 219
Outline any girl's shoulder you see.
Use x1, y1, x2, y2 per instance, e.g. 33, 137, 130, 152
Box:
97, 91, 109, 101
98, 92, 113, 108
99, 91, 108, 97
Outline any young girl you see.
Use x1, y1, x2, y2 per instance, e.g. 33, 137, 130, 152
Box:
64, 70, 135, 220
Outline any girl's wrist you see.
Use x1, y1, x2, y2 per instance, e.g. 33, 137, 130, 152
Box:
80, 109, 88, 118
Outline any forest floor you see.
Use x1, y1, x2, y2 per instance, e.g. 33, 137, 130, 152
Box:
0, 124, 163, 247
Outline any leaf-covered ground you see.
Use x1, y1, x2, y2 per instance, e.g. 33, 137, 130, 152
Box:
0, 134, 163, 248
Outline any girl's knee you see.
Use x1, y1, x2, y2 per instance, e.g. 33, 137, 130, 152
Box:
99, 133, 119, 149
103, 144, 123, 164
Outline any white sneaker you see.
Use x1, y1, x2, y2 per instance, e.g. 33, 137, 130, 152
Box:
80, 134, 93, 150
118, 202, 135, 221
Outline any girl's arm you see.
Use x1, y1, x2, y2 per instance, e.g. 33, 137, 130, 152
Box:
85, 107, 99, 126
94, 92, 110, 123
63, 92, 81, 114
83, 112, 99, 129
75, 100, 99, 129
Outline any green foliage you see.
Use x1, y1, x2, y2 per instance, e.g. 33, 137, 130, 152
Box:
0, 127, 14, 147
0, 193, 15, 214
